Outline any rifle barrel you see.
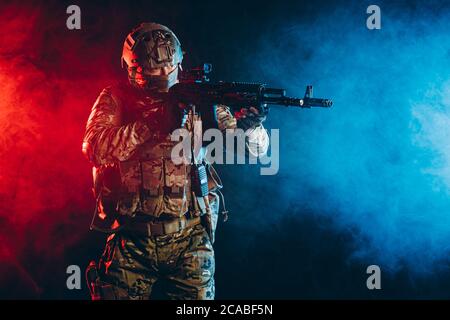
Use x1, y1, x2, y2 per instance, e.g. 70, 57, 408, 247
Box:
264, 96, 332, 108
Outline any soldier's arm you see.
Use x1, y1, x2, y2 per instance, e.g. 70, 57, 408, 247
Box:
82, 88, 151, 166
215, 104, 269, 157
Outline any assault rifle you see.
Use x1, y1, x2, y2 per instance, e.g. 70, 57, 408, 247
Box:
163, 63, 332, 114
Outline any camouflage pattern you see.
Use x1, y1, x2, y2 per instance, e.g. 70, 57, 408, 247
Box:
82, 87, 151, 166
83, 85, 201, 219
83, 83, 268, 300
95, 223, 215, 300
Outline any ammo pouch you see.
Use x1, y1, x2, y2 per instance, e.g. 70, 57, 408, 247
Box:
117, 157, 190, 218
90, 164, 124, 233
86, 260, 126, 300
196, 162, 225, 244
86, 261, 103, 300
93, 164, 122, 215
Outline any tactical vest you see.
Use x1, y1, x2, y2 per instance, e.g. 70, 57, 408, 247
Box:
98, 85, 220, 220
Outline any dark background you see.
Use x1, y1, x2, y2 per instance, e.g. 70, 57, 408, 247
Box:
2, 0, 450, 299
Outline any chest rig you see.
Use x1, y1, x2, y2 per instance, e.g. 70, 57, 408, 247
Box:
116, 87, 214, 218
90, 85, 226, 236
118, 109, 202, 219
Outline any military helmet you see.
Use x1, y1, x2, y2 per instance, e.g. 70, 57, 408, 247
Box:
121, 23, 183, 90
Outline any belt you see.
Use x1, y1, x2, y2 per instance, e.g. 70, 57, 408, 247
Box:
123, 214, 201, 237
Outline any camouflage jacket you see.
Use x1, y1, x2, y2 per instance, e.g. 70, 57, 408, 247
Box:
82, 83, 269, 219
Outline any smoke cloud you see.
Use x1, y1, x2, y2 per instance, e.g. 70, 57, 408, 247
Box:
240, 1, 450, 273
2, 0, 450, 298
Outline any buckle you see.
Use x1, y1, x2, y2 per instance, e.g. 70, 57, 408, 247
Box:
148, 222, 165, 236
125, 213, 198, 237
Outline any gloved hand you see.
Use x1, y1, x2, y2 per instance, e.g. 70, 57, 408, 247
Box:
236, 106, 267, 130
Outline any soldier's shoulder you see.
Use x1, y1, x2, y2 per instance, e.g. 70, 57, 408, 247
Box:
100, 81, 128, 98
96, 81, 133, 107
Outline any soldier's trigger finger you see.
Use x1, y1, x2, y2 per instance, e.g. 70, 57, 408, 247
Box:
248, 107, 259, 114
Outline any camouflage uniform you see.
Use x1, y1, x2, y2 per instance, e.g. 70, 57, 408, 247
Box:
82, 22, 269, 300
83, 84, 268, 300
96, 223, 215, 299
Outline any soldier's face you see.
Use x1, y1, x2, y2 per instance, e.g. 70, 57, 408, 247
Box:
133, 64, 179, 92
144, 65, 177, 76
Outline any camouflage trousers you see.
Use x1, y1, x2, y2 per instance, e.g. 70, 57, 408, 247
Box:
93, 222, 215, 300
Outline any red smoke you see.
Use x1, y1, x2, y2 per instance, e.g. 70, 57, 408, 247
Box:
0, 2, 127, 297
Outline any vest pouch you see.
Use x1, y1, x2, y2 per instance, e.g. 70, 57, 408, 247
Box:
90, 164, 125, 233
140, 159, 164, 216
161, 160, 189, 216
200, 191, 220, 244
117, 160, 141, 216
93, 164, 121, 217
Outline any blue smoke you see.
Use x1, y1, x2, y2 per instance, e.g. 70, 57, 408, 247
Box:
238, 1, 450, 274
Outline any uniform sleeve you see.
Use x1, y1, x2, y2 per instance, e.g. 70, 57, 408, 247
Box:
82, 88, 151, 166
215, 104, 269, 157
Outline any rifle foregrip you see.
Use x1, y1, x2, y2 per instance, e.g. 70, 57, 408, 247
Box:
303, 98, 333, 108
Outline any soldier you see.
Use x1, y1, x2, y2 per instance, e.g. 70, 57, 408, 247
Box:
82, 22, 269, 300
